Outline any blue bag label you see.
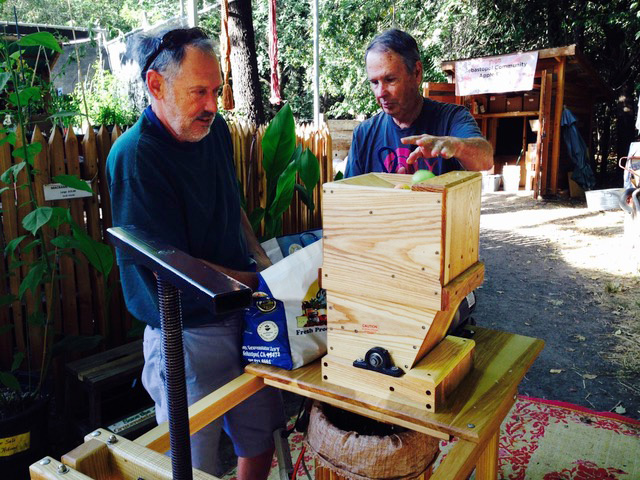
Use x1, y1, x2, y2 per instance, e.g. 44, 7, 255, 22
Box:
242, 278, 294, 369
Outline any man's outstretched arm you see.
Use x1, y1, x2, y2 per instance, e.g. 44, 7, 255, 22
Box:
402, 134, 494, 171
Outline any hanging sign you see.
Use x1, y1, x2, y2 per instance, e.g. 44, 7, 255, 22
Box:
455, 51, 538, 96
43, 182, 93, 201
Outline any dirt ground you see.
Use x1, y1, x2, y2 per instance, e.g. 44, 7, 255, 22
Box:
475, 191, 640, 420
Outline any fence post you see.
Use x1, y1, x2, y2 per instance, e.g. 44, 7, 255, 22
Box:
49, 127, 78, 335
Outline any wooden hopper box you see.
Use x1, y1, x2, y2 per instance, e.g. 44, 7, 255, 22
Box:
321, 171, 484, 412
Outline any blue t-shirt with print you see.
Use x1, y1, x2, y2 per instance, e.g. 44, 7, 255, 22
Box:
106, 106, 251, 328
345, 98, 482, 177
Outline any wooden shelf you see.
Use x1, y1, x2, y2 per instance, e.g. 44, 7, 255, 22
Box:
474, 111, 540, 119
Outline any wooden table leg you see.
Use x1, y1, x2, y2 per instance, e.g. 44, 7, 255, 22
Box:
475, 429, 499, 480
430, 439, 481, 480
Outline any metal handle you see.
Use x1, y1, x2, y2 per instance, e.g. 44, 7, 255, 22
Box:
107, 225, 254, 479
108, 226, 252, 315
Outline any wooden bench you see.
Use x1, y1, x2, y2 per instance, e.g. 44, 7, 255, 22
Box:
64, 340, 153, 438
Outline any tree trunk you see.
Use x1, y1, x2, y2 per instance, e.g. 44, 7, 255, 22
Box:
228, 0, 264, 125
595, 103, 611, 181
615, 79, 636, 160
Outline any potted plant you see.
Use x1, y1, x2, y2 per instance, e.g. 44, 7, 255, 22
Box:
0, 31, 113, 476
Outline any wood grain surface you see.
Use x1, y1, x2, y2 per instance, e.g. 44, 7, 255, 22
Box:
322, 335, 474, 412
246, 326, 544, 444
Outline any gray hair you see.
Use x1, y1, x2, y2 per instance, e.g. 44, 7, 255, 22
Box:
131, 29, 218, 87
365, 29, 421, 74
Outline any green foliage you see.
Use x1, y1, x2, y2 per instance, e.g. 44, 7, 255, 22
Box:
2, 0, 638, 129
53, 174, 93, 194
1, 0, 180, 37
17, 32, 62, 52
262, 103, 296, 177
69, 62, 141, 127
251, 0, 640, 127
0, 31, 113, 402
255, 103, 320, 240
251, 0, 457, 120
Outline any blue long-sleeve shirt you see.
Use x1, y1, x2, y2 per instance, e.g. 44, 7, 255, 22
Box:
106, 107, 250, 328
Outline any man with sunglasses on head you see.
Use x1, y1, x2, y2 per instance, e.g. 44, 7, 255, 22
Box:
106, 28, 285, 479
345, 29, 493, 178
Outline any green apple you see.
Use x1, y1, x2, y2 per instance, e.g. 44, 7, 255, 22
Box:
411, 169, 436, 184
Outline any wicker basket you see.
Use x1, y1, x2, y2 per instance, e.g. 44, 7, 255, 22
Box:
305, 402, 439, 480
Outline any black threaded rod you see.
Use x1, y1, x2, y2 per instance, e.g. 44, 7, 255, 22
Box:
157, 277, 193, 480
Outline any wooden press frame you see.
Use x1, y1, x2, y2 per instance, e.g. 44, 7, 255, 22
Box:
32, 326, 543, 480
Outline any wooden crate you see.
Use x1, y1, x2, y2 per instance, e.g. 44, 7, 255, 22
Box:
320, 171, 483, 410
506, 95, 523, 112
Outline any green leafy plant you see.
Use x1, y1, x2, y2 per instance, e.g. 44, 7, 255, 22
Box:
70, 61, 141, 127
249, 103, 320, 240
250, 105, 319, 238
0, 31, 113, 414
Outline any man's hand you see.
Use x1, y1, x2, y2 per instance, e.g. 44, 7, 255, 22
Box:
401, 134, 494, 172
401, 134, 460, 165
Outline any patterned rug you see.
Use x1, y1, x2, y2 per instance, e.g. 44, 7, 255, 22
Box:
223, 395, 640, 479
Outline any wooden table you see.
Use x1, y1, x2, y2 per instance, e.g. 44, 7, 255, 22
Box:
247, 326, 543, 480
132, 326, 543, 480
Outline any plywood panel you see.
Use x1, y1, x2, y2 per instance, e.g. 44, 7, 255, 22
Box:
322, 181, 444, 312
84, 429, 219, 479
82, 127, 107, 337
49, 127, 78, 334
0, 131, 24, 353
550, 57, 566, 194
443, 176, 482, 284
65, 128, 93, 335
415, 262, 484, 361
326, 291, 438, 369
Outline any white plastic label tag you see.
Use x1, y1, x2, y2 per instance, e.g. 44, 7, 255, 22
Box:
43, 182, 93, 201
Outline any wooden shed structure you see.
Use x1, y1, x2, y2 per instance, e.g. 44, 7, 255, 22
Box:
426, 44, 613, 198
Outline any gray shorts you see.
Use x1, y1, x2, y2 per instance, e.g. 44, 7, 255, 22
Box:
141, 319, 286, 474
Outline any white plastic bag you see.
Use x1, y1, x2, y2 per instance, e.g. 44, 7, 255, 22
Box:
243, 240, 326, 369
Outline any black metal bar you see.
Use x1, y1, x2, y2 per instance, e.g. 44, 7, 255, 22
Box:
107, 225, 254, 479
157, 278, 192, 480
107, 226, 252, 315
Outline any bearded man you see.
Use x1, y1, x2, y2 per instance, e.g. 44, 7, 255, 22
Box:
107, 28, 284, 480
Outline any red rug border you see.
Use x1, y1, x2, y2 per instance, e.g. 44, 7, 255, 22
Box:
517, 394, 640, 427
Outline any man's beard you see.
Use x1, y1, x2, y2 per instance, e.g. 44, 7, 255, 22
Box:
176, 111, 215, 142
165, 94, 215, 142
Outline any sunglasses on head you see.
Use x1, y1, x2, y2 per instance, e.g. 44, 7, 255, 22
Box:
141, 27, 209, 80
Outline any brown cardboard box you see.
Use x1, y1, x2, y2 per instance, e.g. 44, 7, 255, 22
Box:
488, 94, 507, 113
526, 143, 537, 166
525, 144, 537, 190
523, 91, 540, 111
506, 96, 523, 112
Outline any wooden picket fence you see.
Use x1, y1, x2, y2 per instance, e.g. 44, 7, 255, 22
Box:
0, 124, 131, 373
0, 120, 334, 374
